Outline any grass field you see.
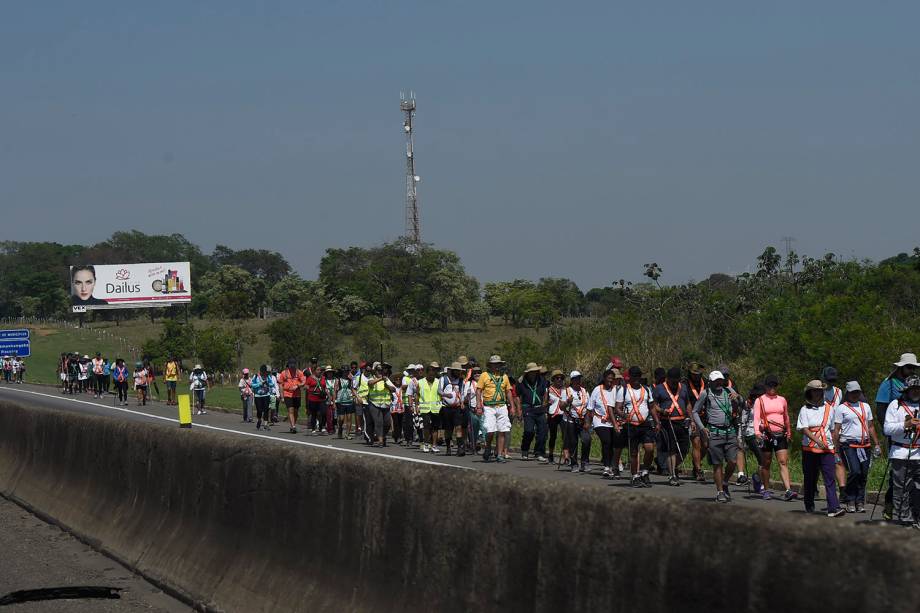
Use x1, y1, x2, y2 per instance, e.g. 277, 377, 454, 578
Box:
3, 319, 889, 491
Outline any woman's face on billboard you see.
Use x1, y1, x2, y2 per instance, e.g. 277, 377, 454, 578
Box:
72, 269, 95, 300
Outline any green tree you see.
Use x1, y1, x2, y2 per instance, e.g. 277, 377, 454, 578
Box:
198, 265, 267, 319
142, 318, 196, 363
266, 302, 342, 368
195, 326, 236, 373
211, 245, 292, 285
351, 316, 390, 360
268, 275, 314, 313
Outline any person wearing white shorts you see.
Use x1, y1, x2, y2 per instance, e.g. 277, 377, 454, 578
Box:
477, 355, 513, 463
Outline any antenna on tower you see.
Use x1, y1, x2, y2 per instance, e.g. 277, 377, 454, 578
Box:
400, 91, 421, 249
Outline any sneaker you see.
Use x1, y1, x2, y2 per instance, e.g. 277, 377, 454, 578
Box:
602, 467, 612, 479
883, 504, 893, 521
912, 521, 920, 531
311, 429, 318, 435
783, 489, 798, 502
722, 484, 732, 501
612, 468, 621, 479
716, 491, 729, 503
422, 443, 430, 453
290, 427, 298, 434
570, 463, 579, 473
578, 462, 586, 473
846, 504, 857, 514
482, 449, 492, 463
856, 504, 866, 513
641, 473, 652, 488
496, 456, 507, 464
631, 476, 643, 488
457, 446, 466, 457
537, 456, 548, 464
431, 446, 440, 454
735, 474, 749, 486
762, 490, 772, 501
827, 508, 845, 517
521, 451, 530, 461
668, 476, 680, 487
547, 454, 554, 464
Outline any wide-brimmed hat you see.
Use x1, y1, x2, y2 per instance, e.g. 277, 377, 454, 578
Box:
524, 362, 541, 373
428, 361, 440, 370
550, 369, 564, 378
822, 366, 839, 382
689, 362, 705, 375
804, 380, 827, 392
894, 353, 920, 367
488, 355, 505, 364
457, 355, 469, 366
448, 362, 463, 372
324, 365, 335, 373
194, 364, 202, 370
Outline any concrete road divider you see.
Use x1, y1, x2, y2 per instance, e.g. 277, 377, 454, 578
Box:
0, 400, 917, 612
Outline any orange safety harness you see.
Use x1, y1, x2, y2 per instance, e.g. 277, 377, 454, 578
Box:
392, 389, 404, 414
661, 381, 685, 421
569, 387, 588, 419
841, 401, 871, 448
803, 402, 834, 453
895, 401, 920, 449
597, 386, 615, 424
758, 396, 789, 436
626, 385, 647, 426
548, 386, 566, 417
688, 378, 706, 403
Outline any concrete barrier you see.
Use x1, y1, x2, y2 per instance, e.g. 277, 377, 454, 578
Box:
0, 400, 917, 613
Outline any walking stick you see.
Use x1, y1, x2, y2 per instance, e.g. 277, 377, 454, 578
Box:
868, 454, 891, 522
666, 417, 685, 479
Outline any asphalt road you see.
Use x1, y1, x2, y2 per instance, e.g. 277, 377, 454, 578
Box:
0, 381, 903, 527
0, 496, 189, 612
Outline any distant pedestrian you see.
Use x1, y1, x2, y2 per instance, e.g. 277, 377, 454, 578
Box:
112, 358, 129, 405
164, 356, 180, 405
190, 364, 209, 415
239, 368, 253, 423
133, 361, 148, 406
251, 365, 276, 431
277, 359, 306, 434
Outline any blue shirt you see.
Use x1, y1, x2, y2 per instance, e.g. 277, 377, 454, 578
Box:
875, 376, 904, 407
102, 362, 112, 376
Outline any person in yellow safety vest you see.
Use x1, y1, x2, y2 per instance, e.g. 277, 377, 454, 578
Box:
418, 362, 443, 453
477, 355, 513, 463
365, 361, 396, 447
164, 356, 180, 406
349, 361, 369, 438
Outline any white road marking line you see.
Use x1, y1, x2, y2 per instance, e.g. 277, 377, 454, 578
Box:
0, 387, 472, 470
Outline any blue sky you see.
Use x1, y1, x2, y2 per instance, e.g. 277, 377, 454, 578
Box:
2, 2, 919, 289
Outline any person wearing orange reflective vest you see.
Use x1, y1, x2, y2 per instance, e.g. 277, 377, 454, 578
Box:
654, 367, 690, 486
797, 380, 845, 517
832, 381, 881, 513
562, 371, 591, 472
883, 375, 920, 527
616, 366, 661, 488
821, 365, 847, 504
686, 362, 708, 482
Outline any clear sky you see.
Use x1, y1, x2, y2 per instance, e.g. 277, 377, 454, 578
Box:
3, 2, 918, 289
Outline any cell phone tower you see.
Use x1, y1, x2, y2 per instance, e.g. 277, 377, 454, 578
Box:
401, 91, 421, 248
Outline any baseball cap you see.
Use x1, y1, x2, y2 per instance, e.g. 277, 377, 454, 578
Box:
845, 381, 861, 393
569, 370, 582, 379
708, 370, 725, 382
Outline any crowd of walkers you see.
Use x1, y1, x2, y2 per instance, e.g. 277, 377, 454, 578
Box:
54, 349, 920, 527
1, 354, 26, 384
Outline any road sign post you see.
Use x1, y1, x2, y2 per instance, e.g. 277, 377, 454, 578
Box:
0, 329, 30, 357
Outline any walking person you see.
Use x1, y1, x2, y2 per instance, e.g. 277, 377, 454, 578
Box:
686, 362, 708, 482
875, 353, 919, 520
2, 355, 12, 384
350, 362, 369, 439
390, 370, 406, 445
753, 375, 798, 501
366, 362, 396, 447
798, 380, 845, 517
305, 367, 327, 435
821, 366, 846, 503
833, 381, 881, 513
418, 362, 442, 453
654, 367, 691, 486
252, 365, 277, 431
462, 365, 483, 452
133, 361, 148, 406
239, 368, 254, 423
277, 359, 306, 434
112, 358, 130, 406
618, 366, 660, 488
546, 370, 569, 464
516, 362, 550, 462
589, 368, 619, 477
101, 357, 110, 394
164, 356, 180, 406
477, 355, 513, 463
735, 383, 767, 491
78, 355, 89, 393
692, 371, 741, 502
190, 364, 209, 415
563, 371, 592, 472
440, 363, 467, 455
883, 375, 920, 526
322, 366, 338, 436
335, 366, 356, 439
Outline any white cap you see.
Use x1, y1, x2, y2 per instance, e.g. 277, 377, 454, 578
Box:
708, 370, 725, 382
569, 370, 582, 379
845, 381, 862, 393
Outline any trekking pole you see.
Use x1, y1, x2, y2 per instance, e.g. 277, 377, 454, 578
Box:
868, 454, 891, 522
896, 426, 920, 522
666, 418, 685, 476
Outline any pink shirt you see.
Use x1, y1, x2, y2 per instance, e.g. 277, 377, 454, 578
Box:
753, 393, 791, 438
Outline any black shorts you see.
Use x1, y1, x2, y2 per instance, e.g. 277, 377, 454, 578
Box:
662, 420, 690, 453
626, 423, 657, 450
611, 426, 629, 448
284, 396, 302, 410
761, 433, 789, 452
441, 406, 467, 430
421, 412, 441, 430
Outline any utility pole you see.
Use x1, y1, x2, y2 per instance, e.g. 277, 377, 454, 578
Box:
401, 92, 421, 248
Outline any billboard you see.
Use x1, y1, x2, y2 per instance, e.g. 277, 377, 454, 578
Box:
71, 262, 192, 312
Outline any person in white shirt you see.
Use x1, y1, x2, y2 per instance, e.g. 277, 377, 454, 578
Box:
189, 365, 209, 415
546, 370, 569, 465
463, 366, 484, 452
797, 380, 844, 517
588, 369, 618, 477
832, 381, 881, 513
616, 366, 660, 488
883, 375, 920, 527
563, 371, 591, 472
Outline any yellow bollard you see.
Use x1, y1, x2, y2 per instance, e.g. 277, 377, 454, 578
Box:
178, 394, 192, 428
